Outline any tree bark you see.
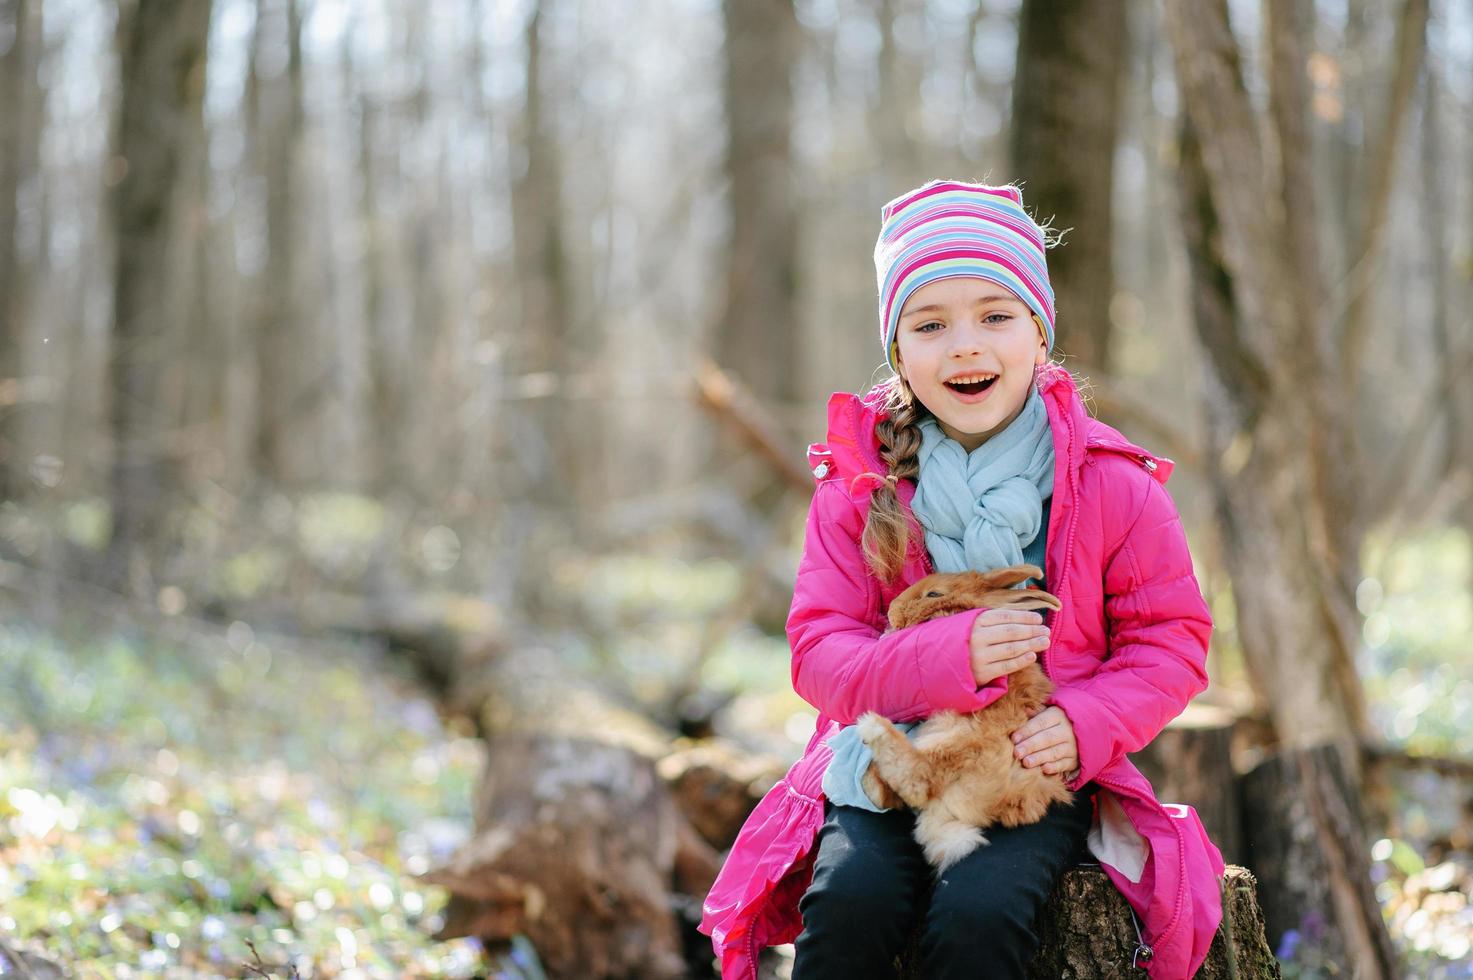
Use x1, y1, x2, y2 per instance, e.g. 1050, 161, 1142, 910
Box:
345, 13, 403, 499
103, 0, 214, 592
498, 0, 587, 626
249, 0, 307, 488
897, 864, 1279, 978
1338, 0, 1429, 397
1129, 704, 1244, 865
1239, 745, 1401, 976
1163, 1, 1400, 970
717, 0, 799, 416
0, 0, 34, 499
871, 0, 921, 188
422, 735, 691, 980
1009, 0, 1128, 375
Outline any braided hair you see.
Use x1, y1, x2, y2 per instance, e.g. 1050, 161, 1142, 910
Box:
860, 376, 928, 585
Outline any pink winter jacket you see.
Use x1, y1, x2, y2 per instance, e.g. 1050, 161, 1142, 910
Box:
697, 363, 1225, 979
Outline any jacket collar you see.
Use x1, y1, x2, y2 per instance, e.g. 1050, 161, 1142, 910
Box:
808, 363, 1173, 494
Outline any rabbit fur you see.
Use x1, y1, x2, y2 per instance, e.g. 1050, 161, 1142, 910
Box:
854, 564, 1076, 871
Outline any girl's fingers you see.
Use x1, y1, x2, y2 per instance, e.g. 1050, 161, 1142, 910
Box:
977, 635, 1050, 663
1020, 743, 1068, 768
1014, 723, 1065, 758
976, 608, 1044, 624
976, 620, 1049, 640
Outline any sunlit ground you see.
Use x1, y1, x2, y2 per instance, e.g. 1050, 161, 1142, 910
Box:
0, 526, 1469, 977
0, 610, 487, 978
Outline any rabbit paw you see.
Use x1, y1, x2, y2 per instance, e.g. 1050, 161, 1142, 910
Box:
855, 712, 890, 747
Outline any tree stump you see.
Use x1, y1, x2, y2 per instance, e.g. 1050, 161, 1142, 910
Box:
420, 734, 695, 979
1130, 704, 1245, 865
657, 740, 787, 851
1238, 743, 1399, 977
895, 864, 1278, 979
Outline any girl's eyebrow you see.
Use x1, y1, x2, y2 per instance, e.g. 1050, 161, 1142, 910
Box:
901, 295, 1024, 318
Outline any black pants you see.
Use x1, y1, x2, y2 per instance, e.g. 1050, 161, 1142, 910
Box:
791, 785, 1097, 980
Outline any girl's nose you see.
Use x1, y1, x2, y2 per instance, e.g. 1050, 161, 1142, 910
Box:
948, 322, 988, 356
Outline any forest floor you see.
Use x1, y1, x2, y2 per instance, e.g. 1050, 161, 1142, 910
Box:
0, 570, 1469, 979
0, 585, 498, 979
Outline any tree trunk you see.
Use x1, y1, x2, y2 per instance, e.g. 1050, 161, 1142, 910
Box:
346, 17, 404, 499
717, 0, 799, 417
498, 0, 588, 626
422, 734, 692, 980
1163, 0, 1399, 969
1008, 0, 1128, 375
396, 603, 722, 980
0, 0, 33, 499
1338, 0, 1429, 398
1129, 704, 1244, 865
103, 0, 214, 593
1238, 745, 1400, 976
250, 0, 307, 488
508, 0, 576, 504
871, 0, 922, 188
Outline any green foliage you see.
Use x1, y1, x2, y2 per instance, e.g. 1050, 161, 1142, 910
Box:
296, 493, 389, 578
556, 552, 744, 620
0, 616, 486, 977
1360, 528, 1473, 757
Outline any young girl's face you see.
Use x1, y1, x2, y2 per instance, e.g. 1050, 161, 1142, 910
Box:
893, 276, 1049, 453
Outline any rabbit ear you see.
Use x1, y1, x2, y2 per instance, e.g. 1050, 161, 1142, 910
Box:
974, 564, 1044, 591
998, 587, 1063, 611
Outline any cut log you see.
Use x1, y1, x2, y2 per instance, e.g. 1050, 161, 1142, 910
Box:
895, 864, 1279, 978
411, 621, 728, 978
419, 734, 689, 980
1130, 703, 1245, 864
657, 740, 787, 851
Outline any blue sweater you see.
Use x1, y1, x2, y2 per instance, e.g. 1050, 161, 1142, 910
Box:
1022, 493, 1051, 591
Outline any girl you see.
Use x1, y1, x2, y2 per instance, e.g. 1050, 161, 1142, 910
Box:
698, 179, 1225, 980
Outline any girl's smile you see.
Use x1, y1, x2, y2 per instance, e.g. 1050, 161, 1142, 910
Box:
893, 276, 1050, 452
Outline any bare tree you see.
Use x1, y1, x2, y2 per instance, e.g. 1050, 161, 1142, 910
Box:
1163, 0, 1428, 970
248, 0, 307, 488
104, 0, 214, 591
0, 0, 37, 500
871, 0, 922, 188
1009, 0, 1128, 375
508, 1, 575, 509
716, 0, 799, 417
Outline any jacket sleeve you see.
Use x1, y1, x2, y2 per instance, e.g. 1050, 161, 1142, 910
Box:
787, 480, 1009, 726
1047, 475, 1212, 791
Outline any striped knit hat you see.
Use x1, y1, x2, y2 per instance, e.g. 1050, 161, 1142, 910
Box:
875, 179, 1055, 374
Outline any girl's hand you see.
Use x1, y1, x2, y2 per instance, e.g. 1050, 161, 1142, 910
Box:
1011, 706, 1079, 778
968, 608, 1051, 686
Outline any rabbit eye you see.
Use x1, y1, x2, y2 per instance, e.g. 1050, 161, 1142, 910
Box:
924, 590, 943, 598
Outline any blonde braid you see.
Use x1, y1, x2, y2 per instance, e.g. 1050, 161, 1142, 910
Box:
860, 378, 927, 584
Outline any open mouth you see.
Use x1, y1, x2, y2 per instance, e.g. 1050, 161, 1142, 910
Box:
945, 377, 997, 395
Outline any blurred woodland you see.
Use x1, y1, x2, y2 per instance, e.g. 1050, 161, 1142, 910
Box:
0, 0, 1472, 976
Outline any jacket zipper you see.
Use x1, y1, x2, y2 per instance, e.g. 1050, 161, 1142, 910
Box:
1088, 438, 1162, 474
1092, 771, 1190, 970
1070, 413, 1187, 968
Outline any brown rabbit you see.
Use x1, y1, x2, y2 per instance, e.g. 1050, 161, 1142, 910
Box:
854, 564, 1075, 871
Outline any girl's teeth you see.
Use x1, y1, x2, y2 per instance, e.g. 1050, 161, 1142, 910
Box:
947, 377, 996, 394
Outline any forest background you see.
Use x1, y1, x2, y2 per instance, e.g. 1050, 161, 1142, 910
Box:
0, 0, 1471, 976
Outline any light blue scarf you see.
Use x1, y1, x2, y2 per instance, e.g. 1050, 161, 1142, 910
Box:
821, 385, 1056, 811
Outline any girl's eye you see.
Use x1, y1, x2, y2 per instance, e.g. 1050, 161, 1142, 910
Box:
916, 321, 943, 333
984, 312, 1013, 325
